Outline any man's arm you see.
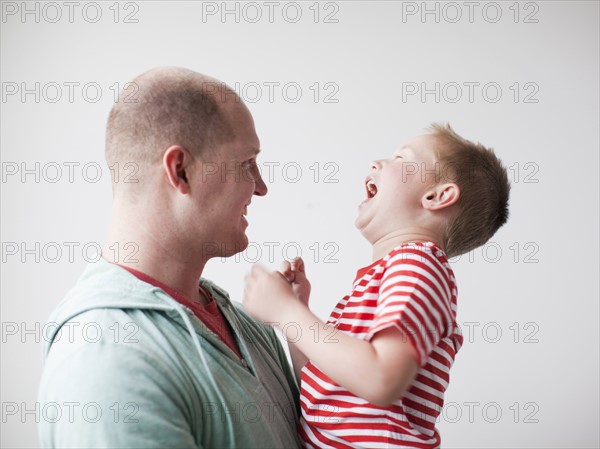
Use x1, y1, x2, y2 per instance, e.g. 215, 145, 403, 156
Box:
39, 340, 201, 448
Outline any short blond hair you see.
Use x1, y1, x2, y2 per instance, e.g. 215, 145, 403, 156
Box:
429, 123, 510, 258
105, 67, 236, 191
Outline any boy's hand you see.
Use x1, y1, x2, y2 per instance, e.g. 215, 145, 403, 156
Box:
243, 264, 299, 324
279, 257, 311, 306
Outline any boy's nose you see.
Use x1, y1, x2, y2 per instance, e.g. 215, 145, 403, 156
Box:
371, 160, 382, 170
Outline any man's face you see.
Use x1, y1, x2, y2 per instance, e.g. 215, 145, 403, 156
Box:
189, 101, 268, 258
355, 134, 440, 243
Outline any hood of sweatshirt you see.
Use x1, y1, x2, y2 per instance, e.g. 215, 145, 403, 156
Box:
42, 257, 231, 363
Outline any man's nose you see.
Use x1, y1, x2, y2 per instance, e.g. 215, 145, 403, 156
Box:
254, 172, 268, 196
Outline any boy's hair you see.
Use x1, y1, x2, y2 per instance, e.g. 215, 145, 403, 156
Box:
428, 123, 510, 258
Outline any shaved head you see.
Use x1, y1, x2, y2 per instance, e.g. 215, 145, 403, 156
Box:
105, 67, 239, 194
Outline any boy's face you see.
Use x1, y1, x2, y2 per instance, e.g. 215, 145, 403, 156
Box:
356, 134, 441, 243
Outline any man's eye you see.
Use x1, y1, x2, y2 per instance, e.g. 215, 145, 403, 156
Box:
242, 160, 260, 180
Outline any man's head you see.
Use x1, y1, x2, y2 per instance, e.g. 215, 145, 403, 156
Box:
106, 66, 237, 189
105, 67, 267, 259
356, 124, 509, 258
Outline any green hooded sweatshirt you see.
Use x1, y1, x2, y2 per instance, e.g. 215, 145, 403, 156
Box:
38, 258, 301, 448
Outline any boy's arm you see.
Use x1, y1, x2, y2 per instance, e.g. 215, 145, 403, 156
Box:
244, 264, 420, 407
289, 340, 309, 387
278, 258, 310, 386
278, 299, 419, 407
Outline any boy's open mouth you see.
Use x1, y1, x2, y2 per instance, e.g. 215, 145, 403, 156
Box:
366, 179, 378, 198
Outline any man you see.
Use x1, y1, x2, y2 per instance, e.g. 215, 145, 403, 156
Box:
38, 67, 301, 448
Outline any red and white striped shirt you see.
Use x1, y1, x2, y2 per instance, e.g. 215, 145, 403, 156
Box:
299, 242, 463, 448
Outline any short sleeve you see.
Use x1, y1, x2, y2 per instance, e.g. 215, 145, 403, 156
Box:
366, 246, 454, 366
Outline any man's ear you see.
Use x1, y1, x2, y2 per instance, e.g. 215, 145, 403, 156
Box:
422, 183, 460, 211
163, 145, 192, 194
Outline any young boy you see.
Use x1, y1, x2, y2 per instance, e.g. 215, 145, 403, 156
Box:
243, 124, 510, 448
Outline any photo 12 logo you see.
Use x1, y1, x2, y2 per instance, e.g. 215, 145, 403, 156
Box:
2, 161, 138, 184
206, 241, 340, 264
400, 1, 540, 24
202, 81, 340, 105
401, 81, 540, 104
2, 81, 139, 104
1, 2, 140, 24
201, 1, 340, 24
1, 241, 138, 264
436, 401, 540, 424
2, 401, 139, 424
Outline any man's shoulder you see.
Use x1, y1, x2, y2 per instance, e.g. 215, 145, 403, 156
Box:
199, 278, 285, 358
201, 278, 273, 328
44, 308, 170, 366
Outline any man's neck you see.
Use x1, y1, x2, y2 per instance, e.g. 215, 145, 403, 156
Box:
103, 211, 209, 305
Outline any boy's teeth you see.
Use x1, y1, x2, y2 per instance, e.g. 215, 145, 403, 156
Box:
367, 180, 377, 196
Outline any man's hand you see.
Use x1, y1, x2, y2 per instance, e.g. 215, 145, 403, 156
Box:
279, 257, 311, 306
243, 264, 300, 324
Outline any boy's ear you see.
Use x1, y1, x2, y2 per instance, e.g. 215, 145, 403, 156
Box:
422, 183, 460, 211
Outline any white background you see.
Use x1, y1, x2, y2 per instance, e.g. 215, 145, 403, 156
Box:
1, 1, 599, 447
